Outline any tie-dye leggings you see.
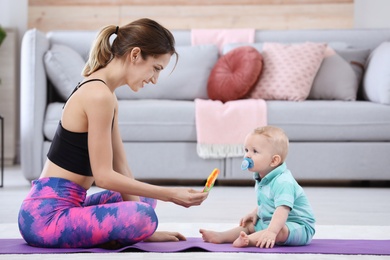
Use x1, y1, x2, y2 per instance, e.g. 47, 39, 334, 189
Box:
18, 177, 158, 248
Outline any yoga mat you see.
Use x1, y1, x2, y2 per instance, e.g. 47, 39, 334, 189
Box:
1, 238, 390, 255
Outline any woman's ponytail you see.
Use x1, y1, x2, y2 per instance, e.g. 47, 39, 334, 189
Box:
83, 18, 177, 77
82, 25, 116, 77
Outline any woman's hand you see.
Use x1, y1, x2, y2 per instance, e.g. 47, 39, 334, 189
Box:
144, 231, 186, 242
170, 187, 209, 208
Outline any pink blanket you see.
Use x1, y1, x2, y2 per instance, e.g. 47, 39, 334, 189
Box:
191, 29, 255, 54
195, 99, 267, 158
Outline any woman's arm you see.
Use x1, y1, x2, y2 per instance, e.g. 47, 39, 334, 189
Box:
85, 86, 207, 207
110, 96, 140, 201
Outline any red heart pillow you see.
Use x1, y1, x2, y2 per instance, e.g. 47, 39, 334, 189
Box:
207, 46, 263, 102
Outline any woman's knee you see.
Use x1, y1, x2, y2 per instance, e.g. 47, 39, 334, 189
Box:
140, 197, 157, 209
127, 202, 158, 240
84, 190, 123, 206
141, 202, 158, 230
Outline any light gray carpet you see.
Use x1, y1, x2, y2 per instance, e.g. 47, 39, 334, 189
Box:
1, 165, 390, 259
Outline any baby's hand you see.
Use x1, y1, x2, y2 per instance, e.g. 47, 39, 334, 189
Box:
256, 230, 277, 248
239, 212, 258, 227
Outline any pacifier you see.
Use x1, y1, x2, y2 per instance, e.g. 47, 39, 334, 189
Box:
241, 157, 254, 170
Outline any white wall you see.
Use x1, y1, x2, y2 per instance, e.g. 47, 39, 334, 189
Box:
0, 0, 28, 164
0, 0, 28, 83
0, 0, 28, 81
355, 0, 390, 28
0, 0, 28, 41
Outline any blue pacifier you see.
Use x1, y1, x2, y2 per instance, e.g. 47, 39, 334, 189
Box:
241, 157, 254, 170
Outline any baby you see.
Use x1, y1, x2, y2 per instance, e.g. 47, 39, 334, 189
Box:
200, 126, 315, 248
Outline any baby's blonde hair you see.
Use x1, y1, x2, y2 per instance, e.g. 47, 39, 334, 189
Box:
252, 126, 289, 162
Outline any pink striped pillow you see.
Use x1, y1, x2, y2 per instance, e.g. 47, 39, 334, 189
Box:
249, 42, 326, 101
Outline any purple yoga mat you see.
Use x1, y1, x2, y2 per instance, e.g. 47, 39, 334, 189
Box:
1, 238, 390, 255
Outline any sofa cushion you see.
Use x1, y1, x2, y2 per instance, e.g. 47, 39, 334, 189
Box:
248, 42, 326, 101
115, 45, 219, 100
43, 44, 85, 100
207, 46, 263, 102
223, 43, 369, 101
266, 100, 390, 142
44, 99, 390, 144
363, 42, 390, 105
309, 47, 370, 101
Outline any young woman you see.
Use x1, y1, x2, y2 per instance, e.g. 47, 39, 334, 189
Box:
18, 18, 208, 248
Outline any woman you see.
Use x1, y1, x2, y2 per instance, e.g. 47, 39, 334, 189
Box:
18, 18, 208, 248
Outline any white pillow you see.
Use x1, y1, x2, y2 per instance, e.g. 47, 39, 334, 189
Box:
363, 42, 390, 105
44, 44, 85, 100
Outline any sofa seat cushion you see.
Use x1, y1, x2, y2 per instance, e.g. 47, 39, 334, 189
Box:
45, 100, 390, 144
44, 100, 197, 142
267, 100, 390, 141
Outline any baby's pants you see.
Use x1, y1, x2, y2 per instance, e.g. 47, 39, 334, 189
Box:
18, 177, 158, 248
255, 220, 314, 246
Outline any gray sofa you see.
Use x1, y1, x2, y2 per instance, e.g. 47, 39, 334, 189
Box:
20, 28, 390, 182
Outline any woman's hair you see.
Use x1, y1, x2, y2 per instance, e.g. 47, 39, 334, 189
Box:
83, 18, 177, 76
252, 126, 289, 162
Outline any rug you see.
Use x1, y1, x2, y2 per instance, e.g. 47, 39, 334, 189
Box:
1, 238, 390, 255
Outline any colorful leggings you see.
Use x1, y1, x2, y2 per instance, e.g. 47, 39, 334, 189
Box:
18, 177, 158, 248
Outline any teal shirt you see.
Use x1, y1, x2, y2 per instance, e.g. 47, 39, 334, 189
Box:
254, 163, 316, 235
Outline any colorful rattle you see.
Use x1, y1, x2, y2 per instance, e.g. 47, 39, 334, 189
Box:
203, 168, 220, 192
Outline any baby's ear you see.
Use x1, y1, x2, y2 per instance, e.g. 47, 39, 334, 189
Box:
270, 155, 282, 167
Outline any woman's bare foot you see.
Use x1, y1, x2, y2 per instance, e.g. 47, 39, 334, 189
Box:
144, 231, 186, 242
199, 229, 226, 244
233, 231, 250, 247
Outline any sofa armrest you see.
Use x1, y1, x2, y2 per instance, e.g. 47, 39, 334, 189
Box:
20, 29, 50, 181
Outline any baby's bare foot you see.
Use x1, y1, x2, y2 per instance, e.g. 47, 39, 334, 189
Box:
233, 231, 250, 247
199, 229, 225, 244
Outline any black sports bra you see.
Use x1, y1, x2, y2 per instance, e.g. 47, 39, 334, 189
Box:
47, 79, 111, 176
